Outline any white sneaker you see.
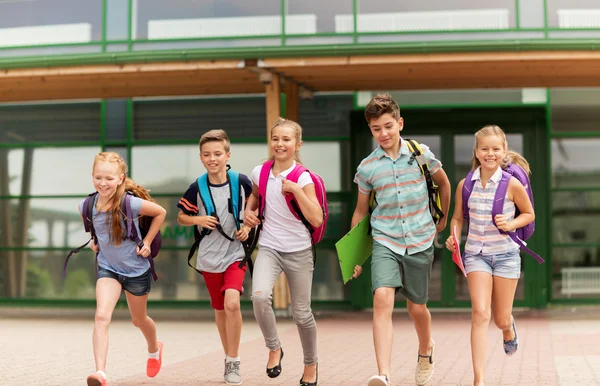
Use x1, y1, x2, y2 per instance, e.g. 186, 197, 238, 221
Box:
367, 374, 390, 386
415, 342, 435, 386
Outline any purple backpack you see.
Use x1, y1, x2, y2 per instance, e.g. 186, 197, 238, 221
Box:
63, 192, 160, 280
462, 164, 544, 264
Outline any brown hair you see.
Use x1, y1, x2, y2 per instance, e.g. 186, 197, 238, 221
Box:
268, 117, 302, 163
92, 152, 154, 246
199, 129, 231, 152
471, 125, 531, 175
364, 93, 401, 123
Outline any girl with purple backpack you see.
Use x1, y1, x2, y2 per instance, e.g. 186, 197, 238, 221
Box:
83, 152, 166, 386
243, 118, 324, 386
445, 125, 535, 386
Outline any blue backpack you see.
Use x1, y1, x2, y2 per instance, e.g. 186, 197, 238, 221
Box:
187, 169, 255, 274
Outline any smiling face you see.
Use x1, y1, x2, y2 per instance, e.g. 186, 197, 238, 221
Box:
474, 134, 507, 172
200, 140, 230, 175
92, 161, 124, 199
368, 113, 403, 151
270, 124, 301, 162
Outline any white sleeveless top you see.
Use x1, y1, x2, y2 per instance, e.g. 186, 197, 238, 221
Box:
464, 167, 520, 256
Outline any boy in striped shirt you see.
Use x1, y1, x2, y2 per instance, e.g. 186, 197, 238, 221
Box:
351, 93, 451, 386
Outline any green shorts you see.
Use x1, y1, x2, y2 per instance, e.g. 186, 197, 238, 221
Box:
371, 241, 435, 304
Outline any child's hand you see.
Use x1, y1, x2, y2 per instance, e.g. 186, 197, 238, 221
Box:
445, 236, 455, 251
435, 218, 447, 233
136, 241, 151, 257
235, 226, 250, 242
197, 215, 219, 230
244, 210, 261, 227
281, 178, 300, 196
352, 265, 363, 279
90, 240, 98, 253
494, 214, 514, 232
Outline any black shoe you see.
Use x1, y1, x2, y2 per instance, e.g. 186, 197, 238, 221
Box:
266, 347, 284, 378
299, 363, 318, 386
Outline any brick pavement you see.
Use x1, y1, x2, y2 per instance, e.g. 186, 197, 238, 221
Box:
1, 307, 600, 385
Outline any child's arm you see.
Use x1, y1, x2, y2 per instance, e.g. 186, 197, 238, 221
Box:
348, 190, 371, 279
138, 200, 167, 257
176, 210, 219, 230
351, 190, 371, 229
445, 179, 465, 251
282, 179, 323, 228
495, 177, 535, 232
243, 183, 260, 227
432, 167, 452, 232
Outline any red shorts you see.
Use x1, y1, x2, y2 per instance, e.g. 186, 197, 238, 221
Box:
202, 262, 247, 310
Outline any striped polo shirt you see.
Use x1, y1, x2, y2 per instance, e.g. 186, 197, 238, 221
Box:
354, 139, 442, 256
464, 166, 519, 256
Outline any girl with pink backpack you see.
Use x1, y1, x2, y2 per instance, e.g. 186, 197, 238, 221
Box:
445, 125, 536, 386
244, 118, 327, 386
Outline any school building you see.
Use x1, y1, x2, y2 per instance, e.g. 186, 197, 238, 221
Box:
1, 0, 599, 311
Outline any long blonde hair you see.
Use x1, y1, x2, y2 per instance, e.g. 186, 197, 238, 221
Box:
471, 125, 531, 175
93, 152, 154, 245
268, 117, 302, 163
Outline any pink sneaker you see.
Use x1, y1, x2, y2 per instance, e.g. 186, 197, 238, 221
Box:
86, 371, 107, 386
146, 341, 163, 378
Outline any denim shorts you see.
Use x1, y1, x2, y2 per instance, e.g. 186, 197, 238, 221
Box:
463, 251, 521, 279
97, 266, 152, 296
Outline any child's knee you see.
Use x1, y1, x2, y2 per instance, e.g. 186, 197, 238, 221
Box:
472, 307, 491, 326
373, 288, 395, 310
493, 315, 512, 331
251, 290, 271, 308
224, 297, 241, 314
292, 308, 315, 328
94, 311, 112, 326
407, 302, 428, 319
131, 315, 147, 328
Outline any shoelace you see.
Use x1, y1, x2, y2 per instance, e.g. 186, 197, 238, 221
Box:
226, 361, 241, 375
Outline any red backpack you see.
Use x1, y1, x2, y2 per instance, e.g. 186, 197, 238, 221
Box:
257, 160, 329, 246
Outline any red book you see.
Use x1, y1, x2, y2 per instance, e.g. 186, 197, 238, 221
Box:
452, 226, 467, 277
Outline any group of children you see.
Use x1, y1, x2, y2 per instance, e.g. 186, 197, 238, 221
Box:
79, 93, 535, 386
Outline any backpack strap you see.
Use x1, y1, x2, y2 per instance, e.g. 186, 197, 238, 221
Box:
257, 160, 273, 220
63, 193, 98, 278
227, 170, 241, 230
492, 171, 545, 264
122, 193, 159, 280
284, 164, 314, 234
405, 139, 444, 222
462, 170, 476, 220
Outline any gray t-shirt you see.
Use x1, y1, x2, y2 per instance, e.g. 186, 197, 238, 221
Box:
177, 174, 252, 273
79, 195, 150, 277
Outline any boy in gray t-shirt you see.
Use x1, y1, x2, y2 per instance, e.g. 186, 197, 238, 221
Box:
177, 129, 252, 385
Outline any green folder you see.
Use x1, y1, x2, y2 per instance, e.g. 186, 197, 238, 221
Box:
335, 214, 373, 284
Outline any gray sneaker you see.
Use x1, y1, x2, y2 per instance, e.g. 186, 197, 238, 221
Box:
224, 360, 242, 385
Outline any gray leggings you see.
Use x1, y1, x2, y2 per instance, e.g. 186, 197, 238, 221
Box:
251, 246, 318, 365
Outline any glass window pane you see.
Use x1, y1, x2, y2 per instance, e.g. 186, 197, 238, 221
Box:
0, 0, 102, 48
552, 191, 600, 243
0, 103, 101, 144
132, 142, 342, 194
552, 106, 600, 133
133, 98, 267, 141
552, 139, 600, 188
552, 247, 600, 299
4, 147, 100, 196
287, 0, 352, 34
135, 0, 281, 40
105, 99, 128, 142
106, 0, 130, 41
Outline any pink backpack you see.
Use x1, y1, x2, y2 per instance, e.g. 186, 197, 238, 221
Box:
257, 160, 329, 246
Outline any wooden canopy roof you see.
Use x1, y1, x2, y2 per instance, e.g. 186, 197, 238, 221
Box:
1, 51, 600, 102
